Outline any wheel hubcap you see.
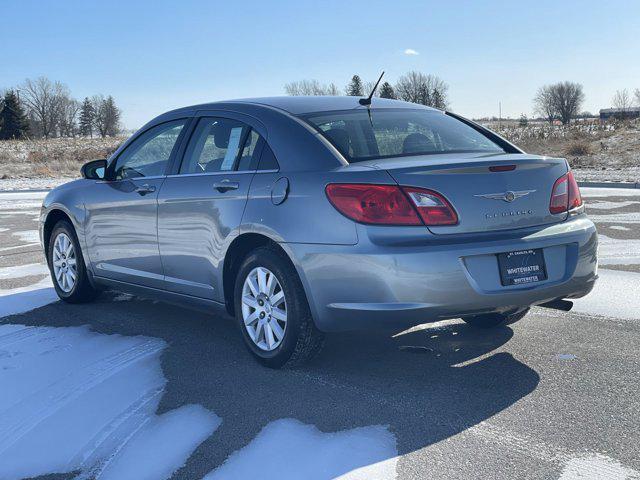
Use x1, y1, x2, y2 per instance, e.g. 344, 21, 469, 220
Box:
52, 233, 77, 293
241, 267, 287, 351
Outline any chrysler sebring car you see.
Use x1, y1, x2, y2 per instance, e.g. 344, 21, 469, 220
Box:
40, 96, 598, 367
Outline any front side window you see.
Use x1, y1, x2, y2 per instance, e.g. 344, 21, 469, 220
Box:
303, 109, 504, 162
113, 120, 186, 180
180, 118, 255, 174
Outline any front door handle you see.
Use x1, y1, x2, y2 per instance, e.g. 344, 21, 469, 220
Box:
213, 180, 240, 192
135, 184, 156, 196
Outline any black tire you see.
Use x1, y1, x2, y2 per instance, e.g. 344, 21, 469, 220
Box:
462, 308, 530, 329
233, 246, 324, 368
47, 220, 100, 303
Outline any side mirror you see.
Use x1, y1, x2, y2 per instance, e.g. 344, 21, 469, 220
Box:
81, 159, 107, 180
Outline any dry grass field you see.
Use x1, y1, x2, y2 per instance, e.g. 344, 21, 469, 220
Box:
0, 136, 125, 179
489, 119, 640, 182
0, 120, 638, 185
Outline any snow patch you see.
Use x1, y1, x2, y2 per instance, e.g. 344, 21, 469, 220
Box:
204, 419, 398, 480
581, 187, 640, 198
0, 323, 220, 480
589, 212, 640, 224
598, 234, 640, 266
609, 225, 630, 231
12, 230, 40, 244
586, 200, 640, 210
559, 454, 639, 479
0, 191, 49, 201
0, 277, 57, 317
572, 269, 640, 320
0, 263, 49, 280
0, 242, 40, 253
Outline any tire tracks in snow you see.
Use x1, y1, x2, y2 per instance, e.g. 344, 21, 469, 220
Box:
0, 338, 164, 456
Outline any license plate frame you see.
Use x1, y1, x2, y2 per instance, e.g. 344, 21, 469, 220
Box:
497, 248, 547, 286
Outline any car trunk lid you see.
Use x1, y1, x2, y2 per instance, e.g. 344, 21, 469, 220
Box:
366, 153, 568, 234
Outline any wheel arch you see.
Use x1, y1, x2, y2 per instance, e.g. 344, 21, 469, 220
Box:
43, 209, 74, 259
222, 233, 315, 321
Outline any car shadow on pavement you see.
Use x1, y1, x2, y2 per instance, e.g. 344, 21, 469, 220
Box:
9, 292, 539, 479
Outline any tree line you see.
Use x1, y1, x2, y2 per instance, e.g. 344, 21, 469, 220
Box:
0, 76, 121, 140
611, 88, 640, 112
533, 82, 640, 125
284, 71, 450, 110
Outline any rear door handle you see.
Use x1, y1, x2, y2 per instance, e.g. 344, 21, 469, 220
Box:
213, 180, 240, 192
135, 184, 156, 195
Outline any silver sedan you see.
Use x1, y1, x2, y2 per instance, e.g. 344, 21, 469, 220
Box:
40, 96, 598, 367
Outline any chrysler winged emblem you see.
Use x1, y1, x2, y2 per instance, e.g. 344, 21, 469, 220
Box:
474, 190, 536, 203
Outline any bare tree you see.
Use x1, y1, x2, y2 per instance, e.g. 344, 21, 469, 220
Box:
635, 88, 640, 107
534, 83, 585, 125
20, 77, 70, 138
363, 80, 383, 98
58, 97, 80, 137
284, 79, 340, 96
395, 71, 449, 109
533, 86, 557, 124
612, 89, 632, 112
554, 82, 584, 125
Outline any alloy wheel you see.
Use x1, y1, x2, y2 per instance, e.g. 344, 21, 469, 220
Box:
52, 232, 77, 293
241, 266, 287, 351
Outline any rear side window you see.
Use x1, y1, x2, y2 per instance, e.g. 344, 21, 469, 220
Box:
180, 118, 252, 174
179, 117, 278, 173
303, 109, 504, 162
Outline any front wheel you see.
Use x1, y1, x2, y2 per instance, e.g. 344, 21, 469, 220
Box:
462, 308, 530, 329
234, 246, 324, 368
47, 220, 100, 303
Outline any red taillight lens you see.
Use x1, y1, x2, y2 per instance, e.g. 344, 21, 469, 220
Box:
325, 184, 421, 225
549, 170, 582, 214
325, 184, 458, 226
402, 187, 458, 225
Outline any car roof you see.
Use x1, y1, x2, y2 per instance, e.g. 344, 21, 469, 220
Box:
168, 96, 439, 116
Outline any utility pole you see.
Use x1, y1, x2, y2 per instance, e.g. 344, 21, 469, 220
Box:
498, 101, 502, 128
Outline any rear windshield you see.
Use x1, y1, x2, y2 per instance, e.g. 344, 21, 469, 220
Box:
302, 109, 505, 162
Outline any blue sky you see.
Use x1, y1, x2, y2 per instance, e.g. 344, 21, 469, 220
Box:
2, 0, 639, 129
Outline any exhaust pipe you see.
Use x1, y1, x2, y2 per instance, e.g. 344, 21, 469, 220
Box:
539, 299, 573, 312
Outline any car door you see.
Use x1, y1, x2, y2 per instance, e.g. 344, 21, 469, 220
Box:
157, 116, 263, 300
84, 119, 188, 289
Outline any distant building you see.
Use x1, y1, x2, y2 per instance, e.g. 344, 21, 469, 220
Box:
599, 107, 640, 121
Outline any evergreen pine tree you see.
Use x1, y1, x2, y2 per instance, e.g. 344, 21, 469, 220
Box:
0, 90, 30, 140
79, 97, 95, 137
379, 82, 396, 99
519, 114, 528, 127
104, 96, 121, 137
346, 75, 364, 96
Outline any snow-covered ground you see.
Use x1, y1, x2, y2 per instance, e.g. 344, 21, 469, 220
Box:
0, 188, 639, 479
0, 323, 220, 480
0, 281, 399, 479
0, 177, 74, 192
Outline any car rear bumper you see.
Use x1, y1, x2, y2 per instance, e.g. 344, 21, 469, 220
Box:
284, 215, 598, 332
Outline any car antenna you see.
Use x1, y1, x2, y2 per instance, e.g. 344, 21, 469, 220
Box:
359, 71, 385, 106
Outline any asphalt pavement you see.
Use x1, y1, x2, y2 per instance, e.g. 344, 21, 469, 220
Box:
0, 188, 638, 479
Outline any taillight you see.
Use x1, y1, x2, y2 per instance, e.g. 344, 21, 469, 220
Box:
549, 170, 582, 214
402, 187, 458, 225
325, 184, 458, 226
325, 184, 421, 225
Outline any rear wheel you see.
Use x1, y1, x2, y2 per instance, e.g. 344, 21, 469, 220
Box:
234, 246, 324, 368
48, 221, 100, 303
463, 308, 530, 328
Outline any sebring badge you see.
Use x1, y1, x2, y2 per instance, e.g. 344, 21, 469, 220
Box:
474, 190, 536, 203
